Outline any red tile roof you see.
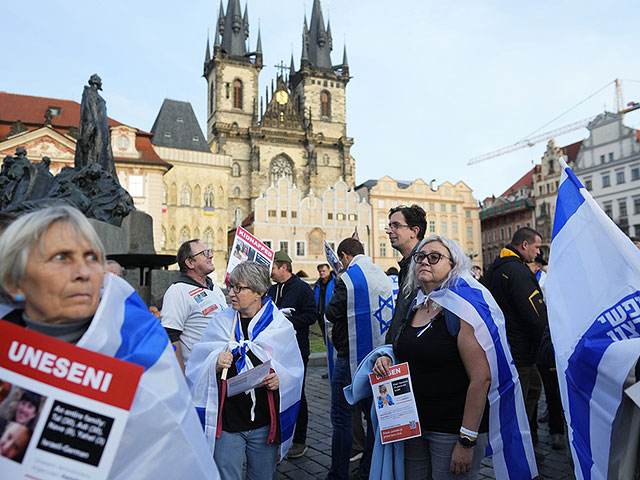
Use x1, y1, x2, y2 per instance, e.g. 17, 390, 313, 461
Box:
0, 91, 168, 168
500, 166, 537, 197
560, 140, 582, 164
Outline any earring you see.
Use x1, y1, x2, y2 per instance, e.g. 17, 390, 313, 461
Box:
14, 294, 24, 302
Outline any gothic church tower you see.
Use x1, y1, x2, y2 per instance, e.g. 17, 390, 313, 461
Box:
204, 0, 354, 228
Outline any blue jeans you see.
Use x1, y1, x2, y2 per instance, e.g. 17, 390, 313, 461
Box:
404, 431, 488, 480
328, 357, 373, 480
213, 425, 278, 480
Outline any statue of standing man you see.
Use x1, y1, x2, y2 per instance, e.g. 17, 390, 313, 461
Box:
74, 74, 118, 178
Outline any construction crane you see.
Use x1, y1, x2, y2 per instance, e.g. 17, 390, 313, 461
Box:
467, 79, 640, 165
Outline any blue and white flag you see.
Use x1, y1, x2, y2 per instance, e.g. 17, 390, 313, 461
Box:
545, 159, 640, 480
341, 255, 395, 377
429, 272, 538, 479
186, 300, 304, 459
79, 274, 219, 480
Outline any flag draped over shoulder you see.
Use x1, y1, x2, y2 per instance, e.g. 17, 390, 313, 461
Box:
429, 272, 538, 480
546, 159, 640, 480
186, 300, 304, 459
341, 255, 395, 376
78, 274, 219, 480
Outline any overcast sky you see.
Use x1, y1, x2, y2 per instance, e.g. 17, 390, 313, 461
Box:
4, 0, 640, 201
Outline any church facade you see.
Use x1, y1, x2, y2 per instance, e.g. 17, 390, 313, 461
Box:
203, 0, 355, 229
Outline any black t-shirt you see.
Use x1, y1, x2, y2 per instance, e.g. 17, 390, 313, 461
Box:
397, 311, 488, 434
221, 316, 278, 433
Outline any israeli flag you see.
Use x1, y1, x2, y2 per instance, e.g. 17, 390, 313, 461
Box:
429, 273, 538, 479
79, 274, 219, 479
186, 300, 304, 459
546, 159, 640, 480
341, 255, 395, 377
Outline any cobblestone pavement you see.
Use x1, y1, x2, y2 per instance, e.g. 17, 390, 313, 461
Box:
275, 365, 576, 480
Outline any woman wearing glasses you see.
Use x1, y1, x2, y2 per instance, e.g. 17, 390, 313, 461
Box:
187, 262, 304, 480
372, 235, 491, 479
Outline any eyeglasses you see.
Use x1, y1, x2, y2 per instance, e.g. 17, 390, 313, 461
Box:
412, 251, 451, 265
191, 248, 213, 259
228, 284, 252, 294
387, 222, 411, 231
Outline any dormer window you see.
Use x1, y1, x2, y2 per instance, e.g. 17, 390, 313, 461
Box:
164, 132, 171, 138
177, 117, 184, 123
48, 107, 62, 116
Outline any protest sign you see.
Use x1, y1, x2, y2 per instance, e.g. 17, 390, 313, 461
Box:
368, 362, 421, 444
225, 227, 275, 283
0, 320, 142, 480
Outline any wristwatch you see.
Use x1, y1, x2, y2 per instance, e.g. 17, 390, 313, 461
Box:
458, 436, 477, 448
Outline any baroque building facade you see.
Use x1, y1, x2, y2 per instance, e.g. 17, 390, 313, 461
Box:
203, 0, 355, 230
356, 176, 482, 272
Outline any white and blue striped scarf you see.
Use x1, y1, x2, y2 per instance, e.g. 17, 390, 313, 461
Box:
78, 274, 219, 479
186, 300, 304, 459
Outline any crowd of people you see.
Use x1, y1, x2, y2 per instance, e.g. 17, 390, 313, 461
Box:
0, 203, 587, 480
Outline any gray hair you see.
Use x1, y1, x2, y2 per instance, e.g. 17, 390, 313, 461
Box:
228, 261, 271, 295
104, 259, 123, 276
403, 235, 471, 296
0, 205, 105, 292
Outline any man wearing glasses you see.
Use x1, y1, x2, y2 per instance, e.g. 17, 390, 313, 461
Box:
161, 239, 227, 372
383, 204, 426, 345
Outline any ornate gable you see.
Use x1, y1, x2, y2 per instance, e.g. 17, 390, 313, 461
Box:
261, 76, 304, 130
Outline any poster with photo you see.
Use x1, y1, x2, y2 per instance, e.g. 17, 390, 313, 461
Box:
0, 320, 143, 479
369, 362, 421, 444
225, 227, 275, 282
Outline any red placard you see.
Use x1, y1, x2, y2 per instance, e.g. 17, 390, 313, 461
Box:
0, 320, 143, 410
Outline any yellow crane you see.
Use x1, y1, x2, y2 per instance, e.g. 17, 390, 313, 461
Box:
467, 79, 640, 165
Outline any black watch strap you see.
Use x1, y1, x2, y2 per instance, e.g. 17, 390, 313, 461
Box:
458, 436, 477, 448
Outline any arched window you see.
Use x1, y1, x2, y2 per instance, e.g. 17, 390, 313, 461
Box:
169, 183, 177, 204
180, 184, 191, 206
204, 186, 214, 208
232, 162, 241, 177
233, 79, 243, 109
235, 208, 243, 226
162, 184, 167, 206
270, 156, 294, 185
193, 185, 201, 207
179, 226, 190, 245
233, 186, 241, 197
218, 186, 225, 206
204, 228, 214, 250
320, 90, 330, 117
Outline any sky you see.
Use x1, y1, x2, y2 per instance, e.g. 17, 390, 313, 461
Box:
4, 0, 640, 201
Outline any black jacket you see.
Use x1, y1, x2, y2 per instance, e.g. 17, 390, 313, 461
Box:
483, 245, 547, 367
384, 243, 420, 345
324, 277, 349, 357
267, 274, 316, 358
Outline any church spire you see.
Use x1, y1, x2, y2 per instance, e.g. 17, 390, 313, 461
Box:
342, 44, 348, 68
220, 0, 246, 56
301, 15, 309, 66
205, 34, 211, 64
256, 25, 262, 54
305, 0, 332, 69
289, 52, 295, 74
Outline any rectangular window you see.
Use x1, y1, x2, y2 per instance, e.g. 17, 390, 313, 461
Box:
635, 225, 640, 237
377, 199, 385, 208
452, 221, 458, 234
466, 210, 471, 218
328, 212, 334, 220
429, 203, 435, 212
379, 217, 387, 230
467, 226, 473, 238
280, 210, 287, 218
390, 200, 398, 208
337, 213, 346, 220
600, 154, 606, 164
508, 226, 512, 238
451, 205, 457, 213
279, 241, 289, 254
348, 214, 358, 221
585, 179, 592, 191
296, 241, 305, 256
379, 243, 387, 257
603, 202, 613, 217
128, 175, 144, 197
500, 228, 505, 240
441, 221, 447, 234
602, 175, 610, 188
632, 167, 640, 181
546, 184, 550, 194
291, 211, 298, 218
616, 170, 625, 184
609, 152, 614, 162
263, 240, 271, 249
440, 204, 447, 212
619, 199, 628, 217
268, 209, 276, 217
429, 220, 436, 233
539, 186, 543, 195
634, 197, 640, 214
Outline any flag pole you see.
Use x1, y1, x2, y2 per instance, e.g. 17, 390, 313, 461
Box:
216, 310, 240, 438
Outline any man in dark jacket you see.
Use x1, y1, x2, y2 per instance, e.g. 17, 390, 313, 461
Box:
383, 204, 426, 345
313, 263, 335, 341
268, 250, 317, 459
484, 227, 547, 442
